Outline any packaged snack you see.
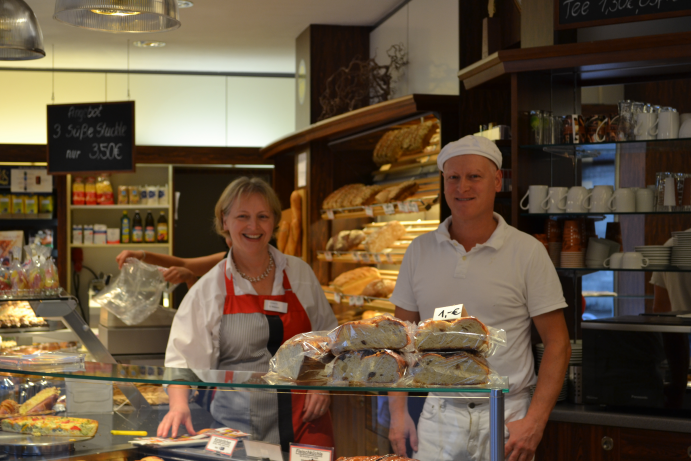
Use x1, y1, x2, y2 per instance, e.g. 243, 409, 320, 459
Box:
157, 185, 168, 205
72, 225, 83, 244
24, 195, 38, 216
117, 185, 129, 205
72, 177, 85, 206
94, 224, 107, 245
106, 228, 120, 244
402, 351, 498, 387
96, 174, 114, 205
38, 196, 53, 216
9, 261, 28, 291
0, 195, 10, 215
83, 224, 94, 245
44, 258, 59, 290
11, 195, 24, 217
128, 185, 140, 205
414, 317, 507, 357
329, 315, 413, 355
139, 186, 148, 206
147, 186, 157, 205
85, 177, 97, 205
0, 266, 11, 291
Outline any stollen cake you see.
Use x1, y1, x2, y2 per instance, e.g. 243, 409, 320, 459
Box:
330, 349, 406, 385
410, 352, 491, 386
414, 317, 490, 353
271, 334, 332, 381
331, 267, 381, 296
331, 315, 410, 354
363, 221, 407, 254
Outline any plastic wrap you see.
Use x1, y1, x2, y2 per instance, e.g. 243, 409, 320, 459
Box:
0, 245, 60, 298
0, 351, 85, 372
414, 317, 507, 357
91, 258, 168, 325
329, 315, 415, 355
400, 351, 502, 388
264, 331, 334, 384
326, 349, 408, 386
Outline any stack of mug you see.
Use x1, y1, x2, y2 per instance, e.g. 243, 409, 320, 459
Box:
521, 184, 656, 214
546, 220, 562, 266
585, 238, 622, 268
561, 221, 585, 268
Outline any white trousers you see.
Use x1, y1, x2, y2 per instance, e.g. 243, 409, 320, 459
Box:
414, 395, 531, 461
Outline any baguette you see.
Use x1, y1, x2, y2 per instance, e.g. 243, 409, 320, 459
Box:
331, 267, 380, 296
363, 221, 407, 254
276, 219, 290, 252
284, 218, 300, 256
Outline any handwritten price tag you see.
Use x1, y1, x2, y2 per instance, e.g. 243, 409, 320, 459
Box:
326, 210, 335, 220
383, 203, 395, 215
433, 304, 465, 320
398, 201, 410, 213
409, 202, 420, 213
351, 252, 360, 262
334, 293, 342, 304
324, 251, 333, 261
373, 254, 382, 263
360, 253, 371, 263
365, 206, 374, 217
353, 295, 364, 306
205, 435, 239, 457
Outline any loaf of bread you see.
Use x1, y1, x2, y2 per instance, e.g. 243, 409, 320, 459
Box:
331, 267, 381, 296
333, 230, 366, 252
276, 220, 290, 253
364, 221, 407, 254
345, 185, 384, 208
415, 317, 490, 353
361, 310, 385, 320
410, 352, 491, 386
330, 349, 406, 385
331, 315, 410, 354
284, 191, 302, 257
374, 180, 419, 204
400, 121, 437, 154
323, 184, 363, 210
270, 334, 332, 382
0, 399, 18, 415
361, 279, 396, 298
337, 457, 419, 461
373, 130, 403, 165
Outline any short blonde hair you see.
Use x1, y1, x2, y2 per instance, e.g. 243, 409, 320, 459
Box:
214, 177, 282, 239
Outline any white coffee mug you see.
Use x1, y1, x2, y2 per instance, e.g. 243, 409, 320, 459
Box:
566, 186, 588, 213
583, 185, 614, 213
635, 112, 658, 141
635, 188, 654, 212
520, 185, 549, 214
586, 239, 612, 264
664, 177, 678, 207
541, 187, 568, 214
658, 111, 680, 139
680, 113, 691, 125
604, 252, 624, 269
621, 252, 649, 269
608, 188, 636, 213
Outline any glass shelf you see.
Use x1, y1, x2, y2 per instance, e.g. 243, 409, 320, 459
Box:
557, 267, 691, 273
520, 136, 691, 151
521, 211, 691, 217
0, 362, 509, 394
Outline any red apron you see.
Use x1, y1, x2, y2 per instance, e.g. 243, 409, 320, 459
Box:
223, 268, 334, 449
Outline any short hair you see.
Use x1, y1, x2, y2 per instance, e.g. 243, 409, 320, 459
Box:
213, 177, 282, 239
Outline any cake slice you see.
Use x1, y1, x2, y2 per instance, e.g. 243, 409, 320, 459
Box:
415, 317, 490, 353
331, 315, 410, 355
330, 349, 406, 385
410, 352, 491, 386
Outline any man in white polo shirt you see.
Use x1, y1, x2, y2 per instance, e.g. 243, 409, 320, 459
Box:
388, 135, 571, 461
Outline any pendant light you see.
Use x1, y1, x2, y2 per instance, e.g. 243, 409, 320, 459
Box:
53, 0, 181, 33
0, 0, 45, 60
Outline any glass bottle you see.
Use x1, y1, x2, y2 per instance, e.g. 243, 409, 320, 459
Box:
157, 212, 168, 243
132, 210, 143, 243
144, 210, 155, 243
120, 211, 131, 244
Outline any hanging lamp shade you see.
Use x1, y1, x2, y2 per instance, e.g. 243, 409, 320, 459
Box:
53, 0, 180, 33
0, 0, 45, 60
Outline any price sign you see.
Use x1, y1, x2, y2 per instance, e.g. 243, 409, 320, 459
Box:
433, 304, 465, 320
383, 203, 395, 215
334, 293, 342, 303
205, 435, 239, 457
373, 254, 382, 263
398, 201, 410, 213
351, 252, 360, 262
386, 253, 394, 264
349, 295, 364, 306
324, 251, 333, 261
409, 202, 420, 213
47, 101, 135, 174
360, 253, 371, 263
365, 206, 374, 217
290, 444, 334, 461
326, 210, 335, 220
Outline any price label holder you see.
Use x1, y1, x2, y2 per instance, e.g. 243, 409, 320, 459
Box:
360, 253, 371, 263
352, 252, 360, 262
334, 293, 342, 304
386, 253, 394, 264
409, 202, 420, 213
326, 210, 335, 220
383, 203, 395, 215
433, 304, 467, 320
398, 201, 410, 213
373, 254, 382, 263
290, 443, 334, 461
205, 435, 239, 457
244, 440, 283, 461
349, 295, 364, 307
365, 206, 374, 217
324, 251, 333, 261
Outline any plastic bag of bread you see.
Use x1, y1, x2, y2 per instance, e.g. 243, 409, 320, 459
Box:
264, 331, 334, 384
330, 267, 381, 296
401, 351, 502, 387
329, 314, 413, 355
327, 349, 407, 386
414, 317, 507, 357
363, 221, 407, 254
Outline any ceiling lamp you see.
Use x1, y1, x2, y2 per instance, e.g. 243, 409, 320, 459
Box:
0, 0, 45, 60
53, 0, 181, 33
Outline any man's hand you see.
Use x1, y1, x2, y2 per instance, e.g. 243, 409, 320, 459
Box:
505, 416, 544, 461
389, 410, 418, 456
302, 390, 330, 422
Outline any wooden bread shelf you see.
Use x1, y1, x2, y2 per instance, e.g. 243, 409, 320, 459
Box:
320, 194, 439, 220
323, 288, 396, 313
317, 251, 404, 265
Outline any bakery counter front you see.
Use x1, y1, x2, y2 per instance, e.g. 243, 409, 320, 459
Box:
0, 362, 509, 461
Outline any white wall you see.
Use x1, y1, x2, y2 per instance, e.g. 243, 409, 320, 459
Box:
370, 0, 459, 98
0, 71, 295, 147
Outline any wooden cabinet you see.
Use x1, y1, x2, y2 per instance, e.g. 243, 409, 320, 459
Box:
536, 421, 691, 461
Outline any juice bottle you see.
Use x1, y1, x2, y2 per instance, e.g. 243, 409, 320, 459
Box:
144, 210, 155, 243
132, 210, 143, 243
85, 177, 97, 205
121, 211, 131, 244
157, 212, 168, 243
72, 177, 85, 205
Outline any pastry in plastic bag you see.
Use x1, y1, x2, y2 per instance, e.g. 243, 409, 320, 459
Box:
329, 349, 406, 385
415, 317, 493, 354
267, 332, 333, 382
408, 351, 491, 386
330, 315, 411, 355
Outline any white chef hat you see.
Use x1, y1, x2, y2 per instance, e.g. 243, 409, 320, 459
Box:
437, 135, 502, 172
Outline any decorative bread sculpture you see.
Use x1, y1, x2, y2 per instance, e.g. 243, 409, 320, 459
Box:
331, 315, 410, 354
415, 317, 490, 353
410, 352, 491, 386
271, 334, 332, 381
330, 349, 406, 385
364, 221, 407, 254
331, 267, 381, 296
361, 279, 396, 298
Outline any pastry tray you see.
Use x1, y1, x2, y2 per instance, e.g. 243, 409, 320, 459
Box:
0, 433, 94, 456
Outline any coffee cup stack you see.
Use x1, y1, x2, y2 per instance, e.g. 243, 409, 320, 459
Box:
585, 238, 619, 268
561, 220, 584, 268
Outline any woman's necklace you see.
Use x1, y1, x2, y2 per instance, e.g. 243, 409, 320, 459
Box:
232, 250, 274, 283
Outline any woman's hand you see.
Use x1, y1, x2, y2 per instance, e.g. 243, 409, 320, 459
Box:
302, 390, 330, 422
116, 250, 142, 269
158, 385, 195, 438
161, 266, 197, 286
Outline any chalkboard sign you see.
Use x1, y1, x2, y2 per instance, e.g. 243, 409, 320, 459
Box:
555, 0, 691, 30
47, 101, 135, 175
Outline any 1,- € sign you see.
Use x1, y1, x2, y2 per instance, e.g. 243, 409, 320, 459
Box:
433, 304, 466, 320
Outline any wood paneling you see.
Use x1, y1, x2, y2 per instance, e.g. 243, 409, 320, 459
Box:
522, 0, 554, 48
56, 175, 67, 289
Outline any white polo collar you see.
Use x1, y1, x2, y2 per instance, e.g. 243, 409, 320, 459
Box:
435, 212, 508, 252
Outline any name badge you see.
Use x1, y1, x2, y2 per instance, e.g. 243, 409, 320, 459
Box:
205, 435, 238, 456
264, 300, 288, 313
